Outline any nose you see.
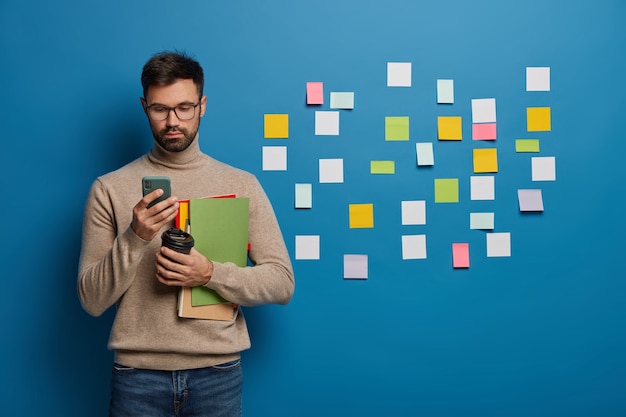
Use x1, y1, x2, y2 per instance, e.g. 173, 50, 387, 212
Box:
166, 108, 180, 127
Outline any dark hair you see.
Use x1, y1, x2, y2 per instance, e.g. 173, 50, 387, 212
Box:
141, 51, 204, 98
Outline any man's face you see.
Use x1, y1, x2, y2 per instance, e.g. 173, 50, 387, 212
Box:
141, 79, 206, 152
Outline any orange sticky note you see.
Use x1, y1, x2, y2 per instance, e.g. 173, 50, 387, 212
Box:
306, 82, 324, 105
473, 148, 498, 173
264, 114, 289, 138
452, 243, 470, 268
527, 107, 551, 132
438, 116, 462, 140
349, 203, 374, 228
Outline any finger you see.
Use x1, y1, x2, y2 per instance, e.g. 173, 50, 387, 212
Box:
142, 189, 164, 209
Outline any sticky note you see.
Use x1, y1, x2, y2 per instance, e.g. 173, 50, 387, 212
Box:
437, 79, 454, 104
472, 98, 497, 123
470, 175, 495, 200
295, 235, 320, 260
264, 114, 288, 138
387, 62, 412, 87
315, 111, 340, 135
385, 116, 409, 141
262, 146, 287, 171
370, 160, 395, 174
473, 148, 498, 173
330, 92, 354, 109
344, 254, 368, 279
416, 142, 434, 166
319, 158, 344, 183
527, 107, 551, 131
516, 139, 540, 152
526, 67, 550, 91
349, 203, 374, 228
487, 232, 511, 257
438, 116, 462, 140
472, 123, 497, 140
518, 189, 544, 212
470, 212, 495, 230
532, 156, 556, 181
401, 200, 426, 225
295, 183, 312, 209
452, 243, 470, 268
434, 178, 459, 203
306, 82, 324, 105
402, 234, 427, 260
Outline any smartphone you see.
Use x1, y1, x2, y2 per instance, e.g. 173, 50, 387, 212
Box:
142, 176, 171, 208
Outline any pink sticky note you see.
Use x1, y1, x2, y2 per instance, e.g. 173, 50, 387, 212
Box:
452, 243, 470, 268
306, 82, 324, 105
472, 123, 497, 140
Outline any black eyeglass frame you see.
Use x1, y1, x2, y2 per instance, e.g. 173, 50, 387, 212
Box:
144, 100, 202, 121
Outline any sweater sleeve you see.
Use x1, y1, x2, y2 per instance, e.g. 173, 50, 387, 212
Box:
205, 177, 295, 307
77, 179, 151, 317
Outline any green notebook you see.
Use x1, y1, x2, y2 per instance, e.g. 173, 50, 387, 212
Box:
189, 197, 249, 306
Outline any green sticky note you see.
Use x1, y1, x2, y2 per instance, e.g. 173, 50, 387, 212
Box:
370, 160, 395, 174
295, 183, 312, 208
470, 212, 495, 230
330, 92, 355, 109
434, 178, 459, 203
385, 116, 409, 141
516, 139, 540, 152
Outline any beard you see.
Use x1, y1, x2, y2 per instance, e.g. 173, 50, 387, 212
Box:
153, 124, 198, 152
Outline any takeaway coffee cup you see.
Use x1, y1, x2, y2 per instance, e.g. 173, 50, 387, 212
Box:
161, 228, 194, 254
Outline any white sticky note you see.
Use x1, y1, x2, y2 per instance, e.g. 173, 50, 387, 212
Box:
526, 67, 550, 91
487, 232, 511, 257
518, 189, 544, 212
262, 146, 287, 171
532, 156, 556, 181
416, 142, 434, 166
319, 158, 344, 183
344, 254, 368, 279
387, 62, 412, 87
315, 111, 340, 135
470, 212, 495, 230
402, 234, 427, 260
437, 79, 454, 104
401, 200, 426, 225
295, 183, 312, 209
295, 235, 320, 260
330, 92, 355, 109
470, 176, 495, 200
471, 98, 497, 123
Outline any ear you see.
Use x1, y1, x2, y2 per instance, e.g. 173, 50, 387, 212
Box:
139, 97, 149, 115
199, 95, 207, 117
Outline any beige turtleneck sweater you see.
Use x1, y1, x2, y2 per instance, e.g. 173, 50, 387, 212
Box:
77, 139, 294, 370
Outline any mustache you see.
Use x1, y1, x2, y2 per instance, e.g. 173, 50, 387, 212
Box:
160, 127, 186, 134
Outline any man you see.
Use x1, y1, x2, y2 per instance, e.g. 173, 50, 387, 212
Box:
78, 51, 295, 417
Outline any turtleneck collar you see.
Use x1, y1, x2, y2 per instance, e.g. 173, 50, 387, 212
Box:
147, 135, 206, 169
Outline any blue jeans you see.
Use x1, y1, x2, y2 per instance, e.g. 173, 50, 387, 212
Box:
109, 360, 243, 417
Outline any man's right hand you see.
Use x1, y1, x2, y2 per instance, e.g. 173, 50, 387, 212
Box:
131, 189, 179, 241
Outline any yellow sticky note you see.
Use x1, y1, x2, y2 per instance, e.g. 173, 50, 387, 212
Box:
434, 178, 459, 203
527, 107, 551, 132
385, 116, 409, 141
349, 204, 374, 228
438, 116, 462, 140
370, 161, 395, 174
473, 148, 498, 173
264, 114, 288, 138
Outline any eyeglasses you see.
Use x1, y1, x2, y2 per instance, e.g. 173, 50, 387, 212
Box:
145, 101, 201, 121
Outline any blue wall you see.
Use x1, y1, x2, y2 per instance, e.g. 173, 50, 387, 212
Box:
1, 1, 625, 416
